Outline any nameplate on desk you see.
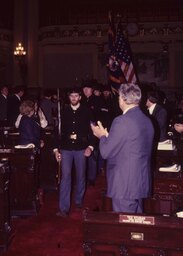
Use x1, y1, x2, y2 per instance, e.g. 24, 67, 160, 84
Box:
119, 215, 155, 225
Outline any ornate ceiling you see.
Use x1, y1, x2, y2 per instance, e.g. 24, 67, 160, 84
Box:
39, 0, 183, 27
0, 0, 183, 30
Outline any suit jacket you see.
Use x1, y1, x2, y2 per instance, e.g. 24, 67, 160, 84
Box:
99, 106, 154, 200
151, 104, 168, 142
40, 98, 55, 126
7, 94, 21, 126
0, 94, 8, 121
81, 94, 101, 122
19, 115, 41, 148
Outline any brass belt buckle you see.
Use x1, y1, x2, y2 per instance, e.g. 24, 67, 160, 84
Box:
70, 133, 77, 140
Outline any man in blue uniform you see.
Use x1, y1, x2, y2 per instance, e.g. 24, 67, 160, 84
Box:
54, 87, 95, 217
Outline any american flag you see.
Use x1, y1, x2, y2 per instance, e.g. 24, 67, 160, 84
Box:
108, 19, 138, 84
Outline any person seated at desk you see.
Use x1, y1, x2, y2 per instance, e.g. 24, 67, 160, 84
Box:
17, 100, 46, 205
17, 100, 44, 148
174, 123, 183, 134
174, 123, 183, 147
15, 100, 48, 130
168, 96, 183, 141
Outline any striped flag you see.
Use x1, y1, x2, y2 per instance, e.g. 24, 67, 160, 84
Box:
108, 18, 138, 85
115, 23, 137, 83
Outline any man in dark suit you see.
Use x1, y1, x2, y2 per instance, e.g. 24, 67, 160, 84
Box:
81, 80, 101, 186
7, 86, 24, 126
146, 91, 168, 142
91, 83, 154, 213
0, 85, 9, 124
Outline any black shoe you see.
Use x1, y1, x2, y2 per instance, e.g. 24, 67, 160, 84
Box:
56, 211, 69, 217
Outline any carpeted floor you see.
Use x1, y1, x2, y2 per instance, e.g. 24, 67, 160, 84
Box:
2, 175, 104, 256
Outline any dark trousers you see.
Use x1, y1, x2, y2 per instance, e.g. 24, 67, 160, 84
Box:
112, 198, 143, 213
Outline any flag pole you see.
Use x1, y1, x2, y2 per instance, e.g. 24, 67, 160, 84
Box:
56, 87, 61, 186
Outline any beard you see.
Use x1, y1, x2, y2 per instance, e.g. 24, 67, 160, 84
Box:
70, 100, 79, 106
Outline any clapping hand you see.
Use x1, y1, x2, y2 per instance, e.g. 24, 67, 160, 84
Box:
91, 121, 108, 138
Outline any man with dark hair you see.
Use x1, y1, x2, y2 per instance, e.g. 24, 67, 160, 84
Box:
40, 89, 56, 127
81, 80, 101, 186
91, 83, 154, 213
81, 79, 101, 121
54, 87, 95, 217
100, 85, 115, 130
97, 85, 115, 172
7, 86, 24, 126
0, 85, 9, 124
146, 90, 168, 142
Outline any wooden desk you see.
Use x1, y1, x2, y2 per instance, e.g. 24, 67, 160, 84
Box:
83, 210, 183, 256
144, 146, 183, 215
155, 141, 183, 167
0, 148, 40, 217
0, 126, 19, 148
144, 169, 183, 215
0, 160, 14, 251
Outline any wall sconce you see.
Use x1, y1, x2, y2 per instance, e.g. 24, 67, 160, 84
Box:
14, 42, 26, 56
14, 42, 27, 86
